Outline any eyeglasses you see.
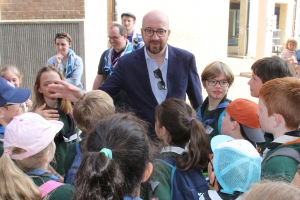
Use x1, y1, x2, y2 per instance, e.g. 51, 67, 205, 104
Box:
206, 79, 229, 87
143, 28, 167, 37
153, 68, 166, 90
107, 36, 121, 41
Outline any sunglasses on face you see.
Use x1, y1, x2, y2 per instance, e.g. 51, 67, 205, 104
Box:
153, 68, 166, 90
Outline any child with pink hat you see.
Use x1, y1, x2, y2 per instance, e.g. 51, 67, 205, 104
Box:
0, 112, 74, 200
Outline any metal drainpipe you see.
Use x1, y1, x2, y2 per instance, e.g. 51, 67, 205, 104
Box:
113, 0, 118, 22
245, 0, 250, 56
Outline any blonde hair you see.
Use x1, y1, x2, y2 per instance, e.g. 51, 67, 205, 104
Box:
73, 90, 115, 133
0, 64, 22, 83
285, 38, 298, 49
0, 142, 54, 200
242, 180, 300, 200
32, 66, 72, 114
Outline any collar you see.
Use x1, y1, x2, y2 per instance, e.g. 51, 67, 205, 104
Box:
160, 146, 187, 154
272, 130, 300, 145
0, 126, 4, 142
263, 130, 300, 159
26, 169, 59, 181
123, 197, 142, 200
144, 44, 169, 61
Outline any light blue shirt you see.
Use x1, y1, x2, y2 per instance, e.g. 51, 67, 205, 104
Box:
144, 46, 168, 104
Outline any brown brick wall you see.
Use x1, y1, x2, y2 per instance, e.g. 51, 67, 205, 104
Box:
0, 0, 85, 20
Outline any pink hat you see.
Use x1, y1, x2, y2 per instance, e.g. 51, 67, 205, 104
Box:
4, 112, 63, 160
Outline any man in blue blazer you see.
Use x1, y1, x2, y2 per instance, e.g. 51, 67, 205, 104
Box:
48, 10, 203, 139
99, 10, 203, 138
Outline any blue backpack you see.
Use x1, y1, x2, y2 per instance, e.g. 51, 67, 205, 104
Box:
65, 142, 82, 184
157, 157, 209, 200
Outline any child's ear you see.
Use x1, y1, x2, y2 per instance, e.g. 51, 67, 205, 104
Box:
141, 162, 153, 182
273, 113, 282, 128
231, 120, 238, 131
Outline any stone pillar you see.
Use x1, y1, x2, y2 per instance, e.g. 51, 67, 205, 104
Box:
256, 0, 275, 59
247, 0, 259, 58
238, 0, 248, 56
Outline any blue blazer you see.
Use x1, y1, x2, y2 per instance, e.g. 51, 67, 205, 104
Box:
100, 45, 203, 135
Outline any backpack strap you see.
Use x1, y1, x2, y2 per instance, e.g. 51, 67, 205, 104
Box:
156, 158, 176, 199
217, 110, 226, 135
39, 180, 64, 198
262, 147, 300, 169
75, 141, 81, 155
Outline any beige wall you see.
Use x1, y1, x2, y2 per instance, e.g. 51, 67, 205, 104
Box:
115, 0, 230, 72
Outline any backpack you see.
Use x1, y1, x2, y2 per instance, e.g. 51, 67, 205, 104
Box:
39, 180, 64, 198
262, 147, 300, 169
197, 97, 230, 135
65, 141, 82, 184
157, 157, 209, 200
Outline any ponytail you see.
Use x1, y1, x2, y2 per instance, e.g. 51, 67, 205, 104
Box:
177, 119, 210, 170
0, 148, 41, 200
155, 98, 210, 171
74, 152, 123, 200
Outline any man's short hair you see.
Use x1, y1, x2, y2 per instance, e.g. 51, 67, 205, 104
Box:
121, 12, 136, 20
111, 23, 127, 36
259, 77, 300, 130
73, 90, 115, 133
251, 56, 294, 83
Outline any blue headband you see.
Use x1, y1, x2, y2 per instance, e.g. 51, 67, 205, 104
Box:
100, 148, 113, 160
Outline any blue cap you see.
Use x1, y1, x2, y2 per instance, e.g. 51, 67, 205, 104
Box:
0, 77, 31, 107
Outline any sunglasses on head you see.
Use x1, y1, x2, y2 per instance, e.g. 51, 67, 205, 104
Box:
56, 33, 68, 37
153, 68, 166, 90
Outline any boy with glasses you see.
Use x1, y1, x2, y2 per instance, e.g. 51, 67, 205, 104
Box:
197, 61, 234, 141
0, 77, 30, 156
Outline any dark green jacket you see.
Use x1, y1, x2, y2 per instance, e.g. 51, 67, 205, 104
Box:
52, 110, 77, 175
145, 152, 179, 200
262, 138, 300, 182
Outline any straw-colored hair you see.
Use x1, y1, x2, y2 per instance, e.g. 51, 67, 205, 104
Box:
0, 142, 54, 199
73, 90, 115, 133
242, 180, 300, 200
0, 64, 22, 83
285, 38, 298, 49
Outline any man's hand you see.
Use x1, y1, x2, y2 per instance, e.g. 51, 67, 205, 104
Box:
34, 103, 59, 120
48, 79, 84, 103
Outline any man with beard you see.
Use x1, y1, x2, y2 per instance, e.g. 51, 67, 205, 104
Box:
48, 10, 203, 140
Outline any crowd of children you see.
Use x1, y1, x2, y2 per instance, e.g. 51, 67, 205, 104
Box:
2, 33, 300, 199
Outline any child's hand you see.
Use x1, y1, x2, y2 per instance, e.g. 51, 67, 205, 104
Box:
25, 99, 32, 108
34, 103, 59, 120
